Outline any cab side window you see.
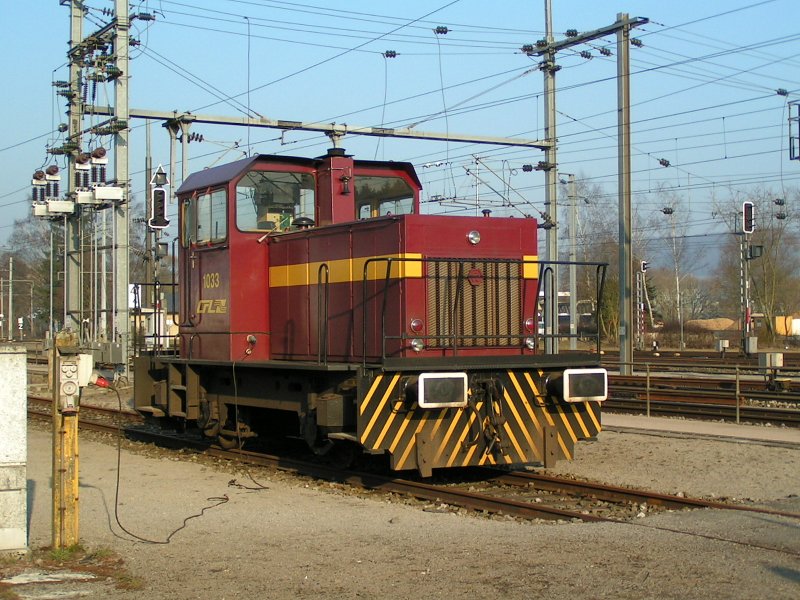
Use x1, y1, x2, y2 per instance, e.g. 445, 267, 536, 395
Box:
182, 189, 227, 246
355, 176, 414, 218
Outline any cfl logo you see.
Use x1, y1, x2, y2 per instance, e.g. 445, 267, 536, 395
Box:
196, 299, 227, 314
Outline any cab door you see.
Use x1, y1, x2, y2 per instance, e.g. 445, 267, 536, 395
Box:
179, 189, 230, 361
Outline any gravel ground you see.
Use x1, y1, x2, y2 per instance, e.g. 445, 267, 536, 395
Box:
5, 421, 800, 600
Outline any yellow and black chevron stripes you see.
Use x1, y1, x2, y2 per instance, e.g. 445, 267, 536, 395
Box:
357, 369, 602, 472
509, 369, 602, 460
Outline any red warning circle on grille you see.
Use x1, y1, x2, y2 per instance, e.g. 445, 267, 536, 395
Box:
467, 268, 484, 286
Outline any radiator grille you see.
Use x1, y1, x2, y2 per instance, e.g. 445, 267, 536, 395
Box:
426, 260, 521, 347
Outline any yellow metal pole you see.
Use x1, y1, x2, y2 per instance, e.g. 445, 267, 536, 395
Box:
52, 338, 80, 548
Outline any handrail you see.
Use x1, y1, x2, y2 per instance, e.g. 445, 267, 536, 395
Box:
359, 256, 607, 362
316, 263, 330, 365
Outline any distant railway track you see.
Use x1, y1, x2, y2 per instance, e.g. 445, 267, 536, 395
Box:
604, 397, 800, 426
600, 349, 800, 371
27, 394, 143, 431
27, 397, 800, 524
607, 371, 800, 426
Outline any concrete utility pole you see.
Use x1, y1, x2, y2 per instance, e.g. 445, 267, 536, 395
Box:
61, 0, 130, 370
566, 174, 578, 350
542, 0, 559, 355
65, 1, 83, 335
113, 0, 131, 371
617, 12, 634, 375
529, 11, 647, 360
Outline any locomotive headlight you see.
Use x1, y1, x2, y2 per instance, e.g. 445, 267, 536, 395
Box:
410, 318, 424, 333
524, 337, 536, 349
524, 317, 536, 332
547, 368, 608, 403
418, 372, 468, 408
467, 230, 481, 245
410, 338, 425, 352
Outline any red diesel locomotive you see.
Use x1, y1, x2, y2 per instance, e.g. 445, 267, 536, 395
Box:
134, 148, 607, 476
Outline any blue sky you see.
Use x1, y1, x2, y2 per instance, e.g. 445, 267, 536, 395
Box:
1, 0, 798, 269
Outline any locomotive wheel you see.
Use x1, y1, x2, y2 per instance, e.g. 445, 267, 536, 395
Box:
326, 440, 357, 469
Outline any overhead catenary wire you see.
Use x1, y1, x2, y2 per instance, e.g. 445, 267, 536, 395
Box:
2, 1, 798, 238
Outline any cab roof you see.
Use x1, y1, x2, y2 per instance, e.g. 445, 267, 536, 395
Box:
176, 153, 421, 196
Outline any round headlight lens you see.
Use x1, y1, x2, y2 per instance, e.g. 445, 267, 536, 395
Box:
524, 337, 536, 350
467, 230, 481, 245
524, 317, 535, 332
410, 318, 424, 333
410, 338, 425, 352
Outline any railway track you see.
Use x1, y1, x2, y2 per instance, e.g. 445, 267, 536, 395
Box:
604, 397, 800, 426
600, 349, 800, 370
607, 371, 800, 426
27, 396, 800, 524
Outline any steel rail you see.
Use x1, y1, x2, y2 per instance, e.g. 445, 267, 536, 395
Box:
482, 469, 800, 519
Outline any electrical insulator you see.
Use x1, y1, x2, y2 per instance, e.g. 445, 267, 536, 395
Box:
32, 170, 46, 202
580, 50, 592, 59
45, 165, 60, 199
631, 38, 643, 48
434, 26, 449, 35
599, 47, 612, 57
566, 29, 578, 38
383, 50, 397, 58
659, 158, 670, 167
149, 187, 170, 229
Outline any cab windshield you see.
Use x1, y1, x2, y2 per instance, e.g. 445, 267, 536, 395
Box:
236, 170, 315, 232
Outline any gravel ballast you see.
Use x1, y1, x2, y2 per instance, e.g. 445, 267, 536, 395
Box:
7, 422, 800, 599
